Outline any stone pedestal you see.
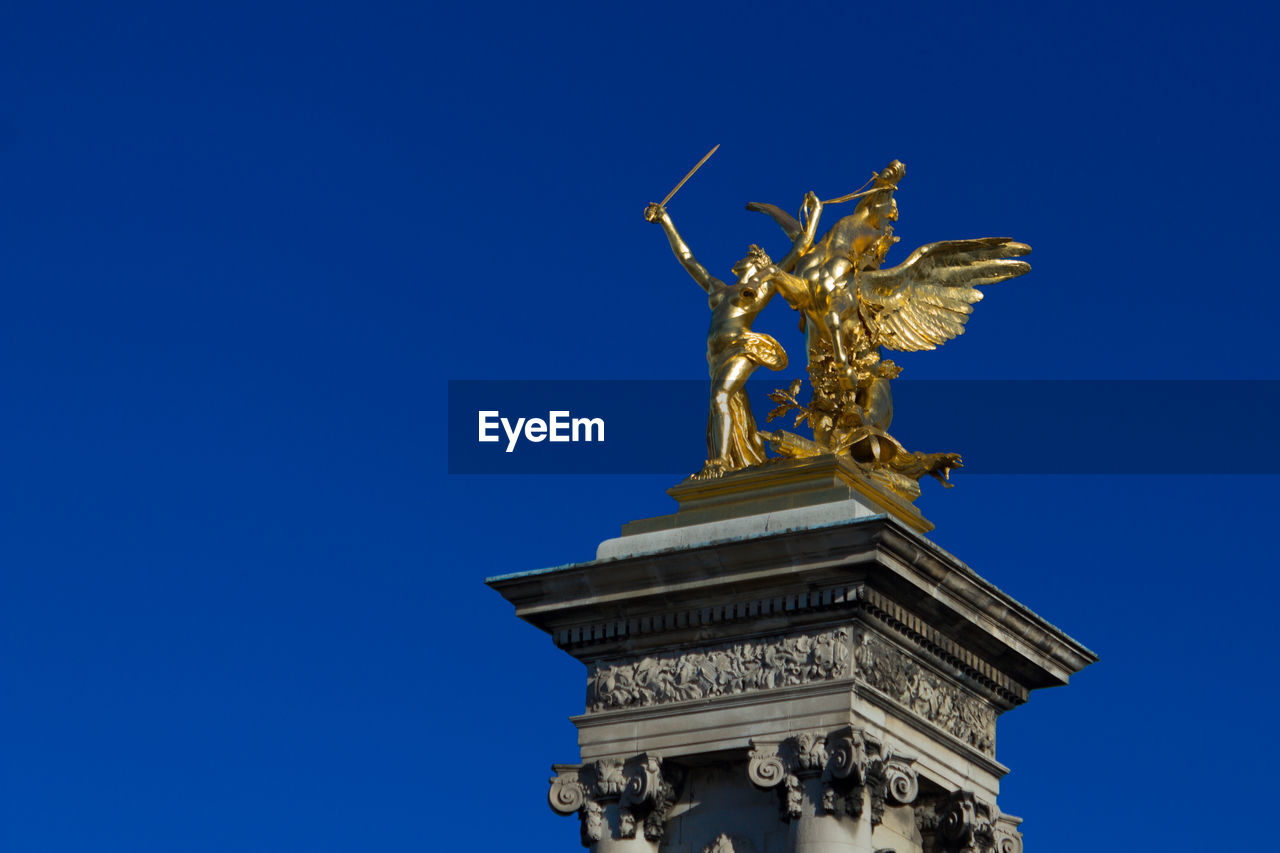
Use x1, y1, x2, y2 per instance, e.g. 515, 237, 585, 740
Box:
489, 492, 1094, 853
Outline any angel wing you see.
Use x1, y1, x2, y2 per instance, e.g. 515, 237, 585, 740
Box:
855, 238, 1030, 352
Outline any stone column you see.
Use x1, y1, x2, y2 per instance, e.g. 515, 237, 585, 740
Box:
748, 727, 919, 853
490, 512, 1097, 853
549, 754, 679, 851
790, 775, 867, 853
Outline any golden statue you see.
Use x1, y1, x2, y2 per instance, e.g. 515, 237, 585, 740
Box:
643, 191, 821, 479
646, 152, 1030, 499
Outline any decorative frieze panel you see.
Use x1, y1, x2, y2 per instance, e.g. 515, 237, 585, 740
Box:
852, 630, 998, 755
583, 624, 999, 759
549, 753, 682, 847
585, 627, 851, 712
747, 726, 918, 826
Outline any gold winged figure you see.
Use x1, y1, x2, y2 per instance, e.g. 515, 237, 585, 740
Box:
644, 153, 1029, 499
748, 160, 1031, 500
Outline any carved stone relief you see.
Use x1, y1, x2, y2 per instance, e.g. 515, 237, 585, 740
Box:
702, 833, 754, 853
916, 791, 1023, 853
585, 627, 851, 712
549, 753, 683, 847
747, 726, 918, 826
851, 630, 998, 755
582, 623, 998, 758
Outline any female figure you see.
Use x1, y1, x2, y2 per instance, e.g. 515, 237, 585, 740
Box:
644, 193, 820, 478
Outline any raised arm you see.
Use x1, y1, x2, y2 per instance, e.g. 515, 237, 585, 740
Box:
774, 191, 822, 273
644, 202, 722, 295
763, 266, 812, 312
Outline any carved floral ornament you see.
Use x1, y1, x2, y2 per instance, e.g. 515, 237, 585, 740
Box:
917, 791, 1023, 853
747, 726, 919, 826
586, 627, 850, 712
702, 833, 754, 853
851, 630, 998, 755
584, 625, 999, 757
548, 753, 681, 847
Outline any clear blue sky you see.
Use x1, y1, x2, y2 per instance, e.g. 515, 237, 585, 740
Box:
2, 1, 1277, 850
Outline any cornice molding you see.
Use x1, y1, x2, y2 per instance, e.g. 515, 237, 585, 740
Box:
489, 516, 1096, 691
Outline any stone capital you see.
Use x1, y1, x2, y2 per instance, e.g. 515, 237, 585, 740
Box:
747, 726, 919, 825
549, 754, 682, 846
918, 791, 1023, 853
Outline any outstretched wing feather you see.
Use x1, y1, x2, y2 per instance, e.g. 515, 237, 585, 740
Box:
858, 238, 1030, 352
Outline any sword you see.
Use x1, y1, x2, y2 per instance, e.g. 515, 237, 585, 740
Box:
658, 144, 720, 207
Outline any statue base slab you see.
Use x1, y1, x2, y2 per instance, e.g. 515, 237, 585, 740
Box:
608, 457, 930, 560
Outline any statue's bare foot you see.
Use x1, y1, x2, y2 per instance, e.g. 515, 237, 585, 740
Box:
691, 460, 728, 480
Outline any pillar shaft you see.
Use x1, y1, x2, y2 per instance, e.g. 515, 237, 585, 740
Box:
789, 778, 872, 853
